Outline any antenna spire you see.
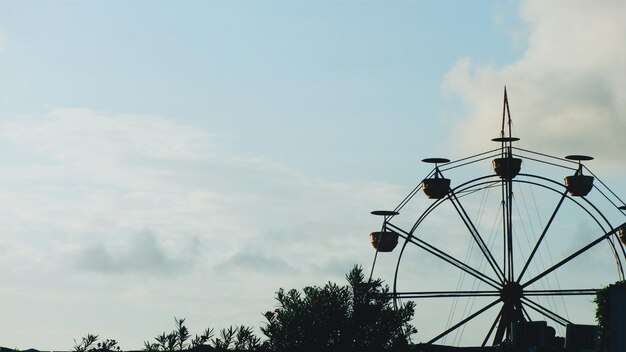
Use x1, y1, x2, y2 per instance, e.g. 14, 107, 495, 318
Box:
501, 86, 512, 138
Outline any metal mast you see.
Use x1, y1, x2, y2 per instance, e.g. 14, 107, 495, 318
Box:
492, 87, 524, 343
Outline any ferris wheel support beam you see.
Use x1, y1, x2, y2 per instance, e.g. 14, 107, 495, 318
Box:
482, 307, 504, 347
517, 190, 569, 283
492, 301, 521, 344
523, 221, 626, 289
387, 223, 501, 289
503, 172, 515, 282
449, 190, 506, 283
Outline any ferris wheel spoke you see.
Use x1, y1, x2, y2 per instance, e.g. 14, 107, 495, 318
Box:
449, 190, 506, 283
517, 190, 568, 283
522, 222, 626, 288
394, 290, 500, 299
427, 298, 502, 345
405, 236, 501, 289
521, 297, 571, 326
387, 223, 501, 289
524, 288, 597, 296
521, 305, 532, 321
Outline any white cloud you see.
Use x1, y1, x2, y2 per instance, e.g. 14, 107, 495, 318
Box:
431, 1, 626, 344
0, 108, 404, 349
443, 0, 626, 171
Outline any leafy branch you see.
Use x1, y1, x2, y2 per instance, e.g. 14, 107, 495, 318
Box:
73, 334, 121, 352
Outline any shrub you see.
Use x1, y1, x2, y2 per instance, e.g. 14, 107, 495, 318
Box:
261, 265, 416, 352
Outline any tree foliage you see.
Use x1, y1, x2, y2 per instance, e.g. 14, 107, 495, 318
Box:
142, 318, 261, 352
71, 266, 414, 352
73, 334, 121, 352
261, 265, 416, 352
595, 280, 626, 352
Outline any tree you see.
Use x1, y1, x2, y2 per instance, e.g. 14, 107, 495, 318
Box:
143, 317, 262, 352
143, 317, 211, 352
73, 334, 121, 352
261, 265, 416, 352
595, 280, 626, 352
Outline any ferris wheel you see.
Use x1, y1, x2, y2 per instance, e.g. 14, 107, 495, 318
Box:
369, 90, 626, 347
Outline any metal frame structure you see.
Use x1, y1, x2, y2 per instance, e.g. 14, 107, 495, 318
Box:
369, 89, 626, 346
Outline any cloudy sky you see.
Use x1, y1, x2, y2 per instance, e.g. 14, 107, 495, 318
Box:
0, 0, 625, 349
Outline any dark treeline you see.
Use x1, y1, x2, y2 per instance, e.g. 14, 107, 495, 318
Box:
71, 265, 417, 352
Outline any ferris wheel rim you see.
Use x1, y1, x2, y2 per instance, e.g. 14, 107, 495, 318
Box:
391, 172, 625, 287
384, 170, 626, 346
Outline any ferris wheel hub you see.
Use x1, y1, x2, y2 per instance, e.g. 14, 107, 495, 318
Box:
500, 282, 523, 304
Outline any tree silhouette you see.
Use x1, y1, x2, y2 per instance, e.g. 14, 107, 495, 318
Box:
142, 318, 261, 352
261, 265, 416, 352
69, 266, 414, 352
73, 334, 121, 352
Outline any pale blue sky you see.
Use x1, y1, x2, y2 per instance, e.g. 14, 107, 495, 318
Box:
0, 1, 522, 182
1, 0, 625, 349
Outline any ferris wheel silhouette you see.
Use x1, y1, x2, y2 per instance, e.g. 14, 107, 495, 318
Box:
369, 89, 626, 347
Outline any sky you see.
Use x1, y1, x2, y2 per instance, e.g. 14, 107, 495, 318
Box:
0, 0, 625, 349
